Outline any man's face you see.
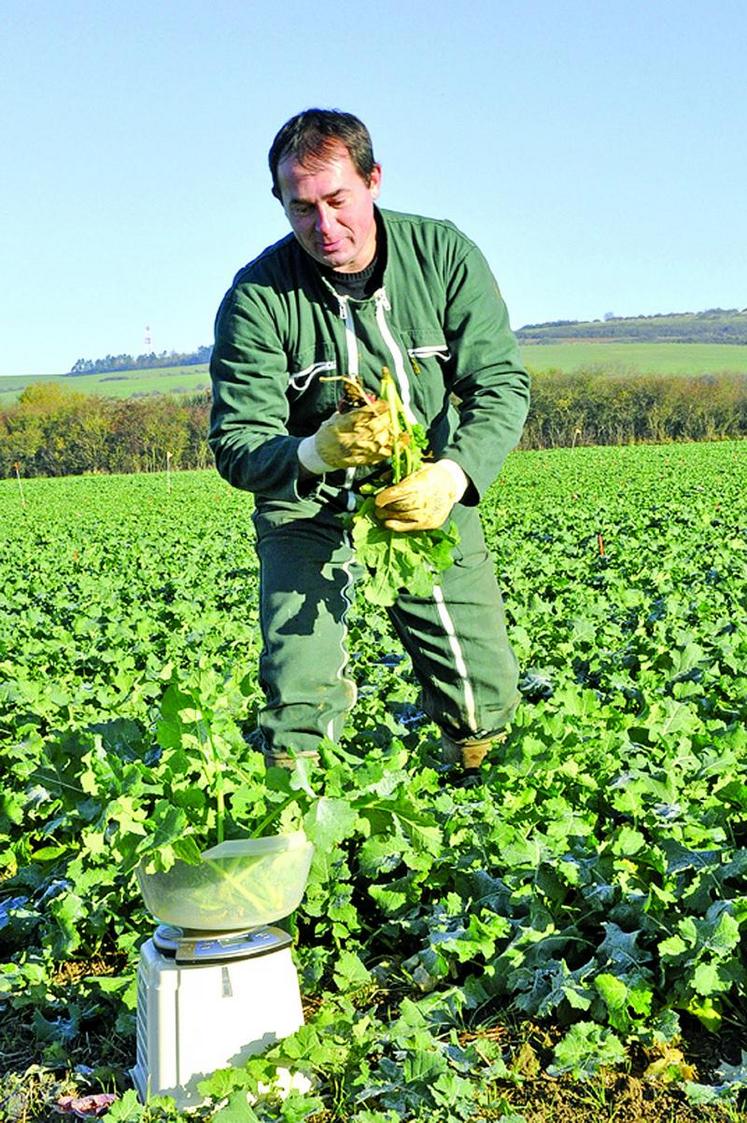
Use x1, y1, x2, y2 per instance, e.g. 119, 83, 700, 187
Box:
277, 142, 381, 274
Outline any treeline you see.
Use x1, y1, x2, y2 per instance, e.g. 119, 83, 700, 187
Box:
522, 370, 747, 448
517, 308, 747, 345
2, 373, 746, 479
69, 346, 212, 374
1, 383, 211, 478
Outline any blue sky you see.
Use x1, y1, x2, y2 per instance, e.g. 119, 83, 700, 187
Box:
1, 0, 745, 375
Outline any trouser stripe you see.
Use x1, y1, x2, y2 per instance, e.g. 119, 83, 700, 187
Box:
432, 583, 478, 734
326, 530, 357, 741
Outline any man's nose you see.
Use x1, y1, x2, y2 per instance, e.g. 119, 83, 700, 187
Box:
314, 205, 333, 234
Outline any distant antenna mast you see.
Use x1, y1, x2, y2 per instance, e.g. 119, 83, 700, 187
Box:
144, 324, 152, 350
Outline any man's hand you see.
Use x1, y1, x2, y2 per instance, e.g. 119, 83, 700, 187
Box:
298, 400, 394, 474
375, 459, 468, 531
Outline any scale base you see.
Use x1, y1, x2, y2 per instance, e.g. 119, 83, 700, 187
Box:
131, 930, 304, 1108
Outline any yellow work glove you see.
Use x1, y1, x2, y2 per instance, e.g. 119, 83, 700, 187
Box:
298, 400, 394, 474
374, 459, 468, 531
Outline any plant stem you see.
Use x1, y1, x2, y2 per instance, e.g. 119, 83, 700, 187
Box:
250, 793, 298, 839
191, 692, 225, 844
381, 368, 404, 482
215, 784, 225, 844
14, 463, 26, 508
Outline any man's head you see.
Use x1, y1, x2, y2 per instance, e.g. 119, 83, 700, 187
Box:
269, 109, 377, 199
269, 109, 382, 274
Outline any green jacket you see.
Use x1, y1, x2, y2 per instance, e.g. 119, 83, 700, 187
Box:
209, 208, 530, 506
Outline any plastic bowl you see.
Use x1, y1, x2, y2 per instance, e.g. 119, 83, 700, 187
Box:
136, 831, 314, 931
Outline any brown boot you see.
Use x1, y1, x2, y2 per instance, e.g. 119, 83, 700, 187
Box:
441, 734, 494, 770
263, 747, 320, 769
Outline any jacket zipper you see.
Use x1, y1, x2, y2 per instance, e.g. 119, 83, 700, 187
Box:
338, 296, 359, 379
338, 289, 416, 425
374, 290, 416, 424
337, 296, 359, 490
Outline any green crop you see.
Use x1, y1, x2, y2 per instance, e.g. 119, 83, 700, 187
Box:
350, 367, 460, 606
0, 440, 745, 1120
379, 365, 424, 483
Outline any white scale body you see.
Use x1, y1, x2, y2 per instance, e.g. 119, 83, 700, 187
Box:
131, 925, 304, 1108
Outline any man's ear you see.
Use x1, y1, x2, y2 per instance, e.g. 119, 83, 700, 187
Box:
369, 163, 382, 199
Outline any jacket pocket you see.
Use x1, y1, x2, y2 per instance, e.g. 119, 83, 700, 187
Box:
286, 348, 341, 435
407, 344, 451, 370
405, 342, 452, 391
288, 358, 337, 395
396, 334, 455, 447
400, 333, 452, 411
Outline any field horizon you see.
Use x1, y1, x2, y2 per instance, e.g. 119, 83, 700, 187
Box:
2, 341, 747, 406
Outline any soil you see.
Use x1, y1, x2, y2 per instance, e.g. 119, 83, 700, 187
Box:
1, 973, 744, 1122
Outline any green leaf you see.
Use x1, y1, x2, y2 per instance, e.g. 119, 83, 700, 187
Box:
212, 1090, 261, 1122
303, 796, 358, 851
31, 844, 69, 861
33, 1006, 80, 1043
594, 972, 652, 1031
687, 997, 722, 1031
402, 1047, 448, 1083
333, 950, 372, 991
598, 924, 651, 972
612, 826, 646, 856
706, 908, 740, 954
47, 891, 85, 956
549, 1021, 627, 1079
659, 934, 688, 959
172, 834, 204, 865
368, 883, 408, 914
198, 1066, 253, 1099
351, 499, 459, 607
691, 962, 729, 997
278, 1090, 326, 1121
103, 1089, 145, 1121
716, 1051, 747, 1090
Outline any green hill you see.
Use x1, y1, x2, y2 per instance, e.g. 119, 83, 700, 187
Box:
520, 341, 747, 376
517, 307, 747, 344
4, 343, 747, 407
4, 307, 747, 406
0, 365, 211, 406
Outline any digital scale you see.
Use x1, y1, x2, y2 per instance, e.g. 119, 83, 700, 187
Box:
130, 833, 313, 1109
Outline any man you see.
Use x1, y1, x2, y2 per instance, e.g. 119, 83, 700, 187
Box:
209, 108, 530, 773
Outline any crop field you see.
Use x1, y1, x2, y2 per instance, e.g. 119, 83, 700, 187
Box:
1, 442, 746, 1122
520, 342, 747, 377
0, 365, 211, 406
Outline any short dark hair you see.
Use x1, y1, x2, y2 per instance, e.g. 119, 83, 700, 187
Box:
268, 108, 376, 199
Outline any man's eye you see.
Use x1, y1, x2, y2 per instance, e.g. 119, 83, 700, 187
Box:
291, 204, 312, 216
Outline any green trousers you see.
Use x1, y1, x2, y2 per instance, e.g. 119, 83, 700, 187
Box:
252, 497, 520, 755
